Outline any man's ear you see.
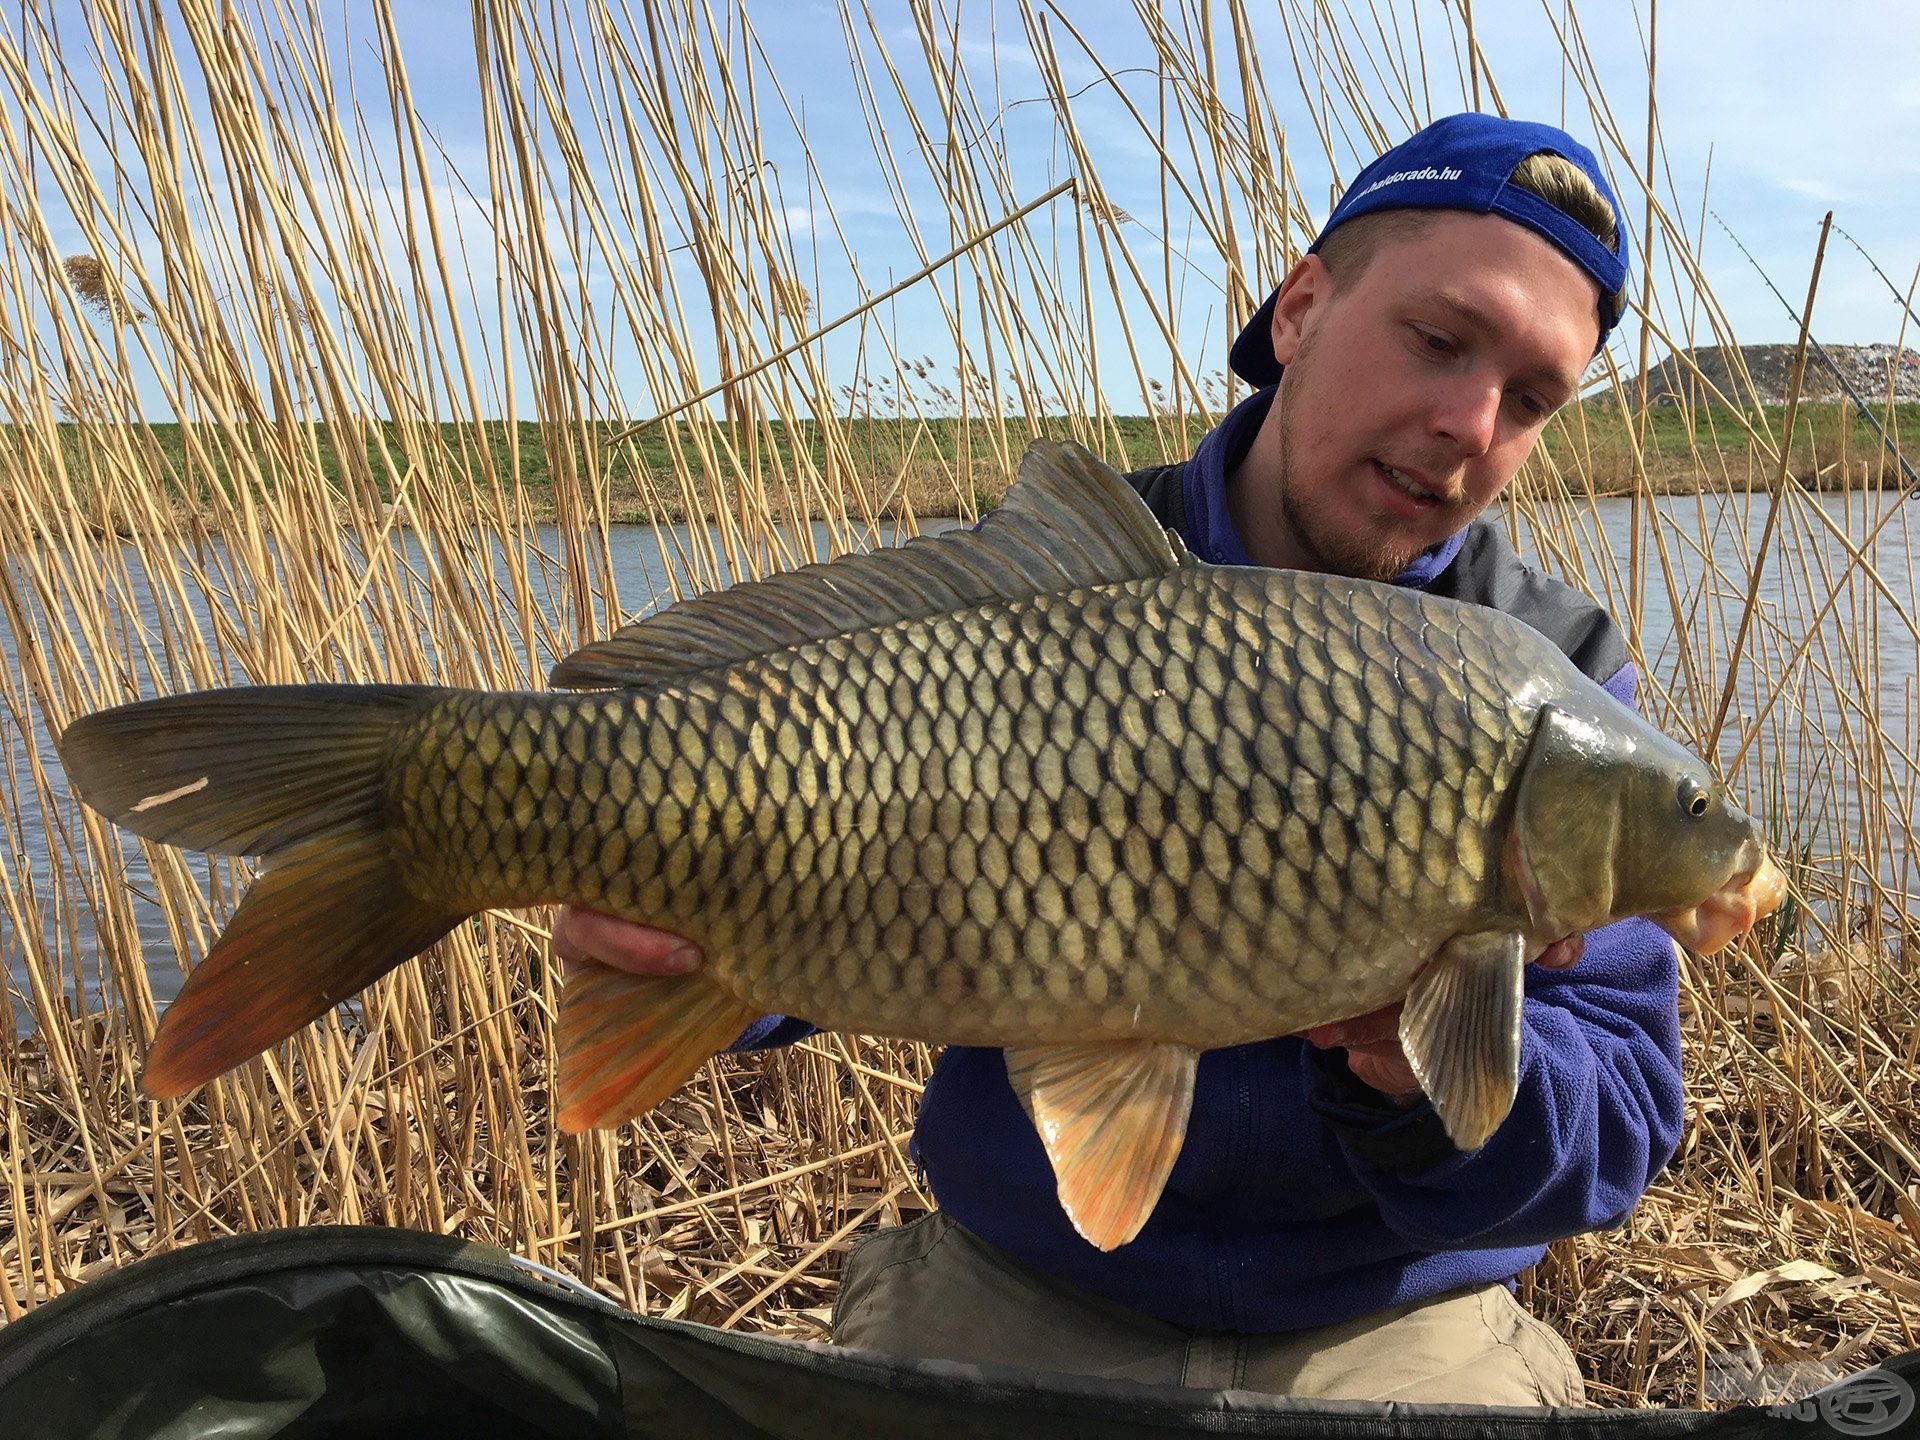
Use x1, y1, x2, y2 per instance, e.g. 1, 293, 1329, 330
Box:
1267, 254, 1332, 368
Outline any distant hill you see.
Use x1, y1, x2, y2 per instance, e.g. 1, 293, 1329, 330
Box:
1631, 343, 1920, 406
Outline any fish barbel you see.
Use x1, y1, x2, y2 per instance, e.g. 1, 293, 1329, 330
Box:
58, 440, 1786, 1250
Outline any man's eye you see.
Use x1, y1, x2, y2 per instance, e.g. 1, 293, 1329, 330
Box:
1412, 327, 1453, 355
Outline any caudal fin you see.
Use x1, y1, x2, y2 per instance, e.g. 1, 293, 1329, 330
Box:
58, 685, 466, 1096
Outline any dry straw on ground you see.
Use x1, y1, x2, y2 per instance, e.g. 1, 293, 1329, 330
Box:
1, 0, 1915, 1411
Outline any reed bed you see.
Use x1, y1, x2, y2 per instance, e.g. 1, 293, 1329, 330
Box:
1, 0, 1915, 1412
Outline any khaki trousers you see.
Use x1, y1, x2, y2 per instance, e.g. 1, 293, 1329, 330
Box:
832, 1211, 1585, 1407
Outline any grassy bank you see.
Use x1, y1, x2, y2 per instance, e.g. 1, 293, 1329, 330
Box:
19, 402, 1917, 530
1539, 399, 1920, 496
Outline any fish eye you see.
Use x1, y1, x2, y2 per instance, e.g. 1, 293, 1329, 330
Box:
1677, 776, 1710, 819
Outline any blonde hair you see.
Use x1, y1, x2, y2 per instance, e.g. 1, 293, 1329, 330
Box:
1508, 151, 1619, 253
1317, 150, 1626, 321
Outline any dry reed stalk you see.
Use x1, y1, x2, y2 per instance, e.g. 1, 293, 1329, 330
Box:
0, 0, 1914, 1407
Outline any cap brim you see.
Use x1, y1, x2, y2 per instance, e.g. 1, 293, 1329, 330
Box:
1230, 286, 1285, 388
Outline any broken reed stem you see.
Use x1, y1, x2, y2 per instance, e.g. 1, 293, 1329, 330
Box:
1710, 213, 1833, 747
608, 176, 1083, 445
0, 0, 1914, 1405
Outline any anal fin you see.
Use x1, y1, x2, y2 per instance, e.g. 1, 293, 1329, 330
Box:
1398, 931, 1527, 1152
556, 966, 758, 1132
1004, 1041, 1198, 1252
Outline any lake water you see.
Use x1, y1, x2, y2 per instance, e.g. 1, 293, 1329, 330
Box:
4, 492, 1915, 1017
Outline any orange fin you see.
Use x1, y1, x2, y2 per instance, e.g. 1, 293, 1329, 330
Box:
556, 965, 758, 1132
1004, 1041, 1197, 1252
144, 832, 461, 1097
55, 682, 460, 1097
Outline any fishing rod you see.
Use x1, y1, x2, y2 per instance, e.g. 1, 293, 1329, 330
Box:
1833, 220, 1920, 337
1709, 210, 1919, 496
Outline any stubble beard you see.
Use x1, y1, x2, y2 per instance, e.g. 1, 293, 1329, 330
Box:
1272, 335, 1438, 584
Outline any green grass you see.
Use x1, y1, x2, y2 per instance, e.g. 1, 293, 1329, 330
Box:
17, 402, 1917, 525
18, 414, 1214, 522
1543, 400, 1920, 465
32, 413, 1208, 482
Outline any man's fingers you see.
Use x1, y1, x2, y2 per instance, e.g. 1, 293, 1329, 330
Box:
1343, 1049, 1425, 1107
1302, 1003, 1403, 1049
1535, 934, 1584, 970
554, 906, 702, 977
1298, 1004, 1425, 1106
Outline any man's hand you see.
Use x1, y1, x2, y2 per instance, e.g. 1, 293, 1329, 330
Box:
553, 906, 702, 976
1301, 933, 1585, 1106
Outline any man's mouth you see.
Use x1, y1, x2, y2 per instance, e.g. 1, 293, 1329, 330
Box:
1372, 458, 1440, 506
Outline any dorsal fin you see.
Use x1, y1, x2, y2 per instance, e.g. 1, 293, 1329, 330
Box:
549, 439, 1192, 690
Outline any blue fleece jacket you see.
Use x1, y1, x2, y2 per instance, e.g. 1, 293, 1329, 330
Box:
736, 392, 1686, 1332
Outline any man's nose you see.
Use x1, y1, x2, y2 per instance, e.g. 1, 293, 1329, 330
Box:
1429, 378, 1501, 456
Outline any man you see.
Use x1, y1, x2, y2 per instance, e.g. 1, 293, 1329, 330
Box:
557, 113, 1681, 1408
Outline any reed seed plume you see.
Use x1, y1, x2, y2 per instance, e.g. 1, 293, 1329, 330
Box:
60, 255, 144, 325
0, 0, 1913, 1405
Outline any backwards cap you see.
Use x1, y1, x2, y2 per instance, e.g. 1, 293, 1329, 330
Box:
1229, 112, 1631, 387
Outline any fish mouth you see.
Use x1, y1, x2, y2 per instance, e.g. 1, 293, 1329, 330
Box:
1648, 851, 1788, 954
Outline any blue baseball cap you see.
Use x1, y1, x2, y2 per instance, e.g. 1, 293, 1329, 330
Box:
1229, 112, 1631, 387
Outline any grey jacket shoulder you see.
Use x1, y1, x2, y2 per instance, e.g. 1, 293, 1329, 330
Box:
1124, 460, 1187, 534
1426, 519, 1631, 685
1122, 462, 1630, 687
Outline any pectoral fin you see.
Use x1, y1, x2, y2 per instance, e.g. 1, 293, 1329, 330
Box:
1398, 932, 1527, 1153
556, 966, 758, 1132
1004, 1041, 1197, 1252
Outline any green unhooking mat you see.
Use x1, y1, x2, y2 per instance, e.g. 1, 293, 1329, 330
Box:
0, 1226, 1912, 1439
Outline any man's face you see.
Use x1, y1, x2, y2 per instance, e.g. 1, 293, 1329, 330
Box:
1239, 210, 1603, 581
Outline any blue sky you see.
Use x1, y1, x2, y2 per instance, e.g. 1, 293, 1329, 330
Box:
400, 0, 1920, 407
32, 1, 1920, 419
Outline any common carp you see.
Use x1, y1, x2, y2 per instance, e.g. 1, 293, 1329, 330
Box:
58, 440, 1785, 1250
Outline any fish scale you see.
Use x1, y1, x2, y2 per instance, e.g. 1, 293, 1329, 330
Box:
382, 564, 1519, 1052
58, 438, 1783, 1251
